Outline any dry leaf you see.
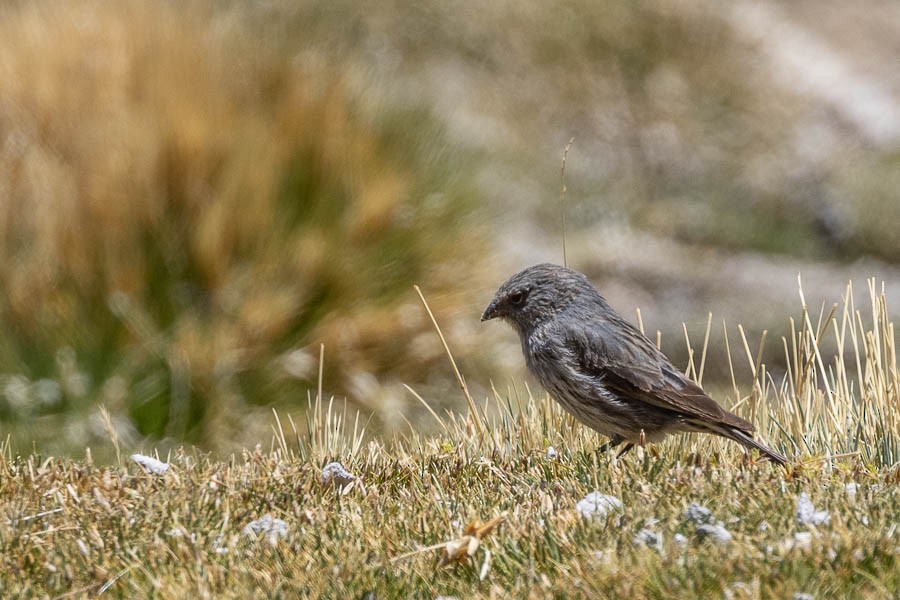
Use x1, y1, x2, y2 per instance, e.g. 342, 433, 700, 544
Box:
438, 513, 505, 567
439, 536, 473, 566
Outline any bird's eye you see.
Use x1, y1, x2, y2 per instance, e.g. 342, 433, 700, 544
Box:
508, 290, 526, 306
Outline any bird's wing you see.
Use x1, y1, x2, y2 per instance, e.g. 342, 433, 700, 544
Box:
562, 316, 754, 433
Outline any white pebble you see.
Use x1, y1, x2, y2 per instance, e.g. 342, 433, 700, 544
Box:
131, 453, 169, 475
576, 492, 622, 520
784, 531, 814, 551
243, 515, 288, 544
633, 528, 662, 550
321, 462, 356, 488
696, 523, 733, 544
546, 446, 559, 460
796, 492, 830, 526
684, 503, 713, 525
213, 535, 229, 555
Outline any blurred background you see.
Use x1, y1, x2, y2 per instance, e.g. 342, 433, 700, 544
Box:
0, 0, 898, 458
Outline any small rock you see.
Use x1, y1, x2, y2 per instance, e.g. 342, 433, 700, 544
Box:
696, 523, 733, 544
321, 462, 355, 488
796, 492, 830, 526
212, 535, 229, 555
793, 594, 814, 600
784, 531, 814, 551
685, 503, 713, 525
673, 533, 688, 547
546, 446, 559, 460
576, 492, 622, 520
131, 453, 169, 475
633, 528, 662, 550
243, 515, 288, 544
725, 582, 753, 600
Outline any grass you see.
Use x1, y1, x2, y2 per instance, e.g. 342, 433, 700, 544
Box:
1, 280, 897, 598
0, 0, 484, 452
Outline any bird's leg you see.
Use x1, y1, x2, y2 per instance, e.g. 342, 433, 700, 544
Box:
598, 436, 634, 460
616, 429, 643, 458
616, 443, 634, 458
598, 435, 625, 454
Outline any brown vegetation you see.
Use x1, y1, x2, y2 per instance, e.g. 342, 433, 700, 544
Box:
0, 0, 482, 450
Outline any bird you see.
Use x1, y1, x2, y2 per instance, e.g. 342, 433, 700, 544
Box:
481, 263, 787, 465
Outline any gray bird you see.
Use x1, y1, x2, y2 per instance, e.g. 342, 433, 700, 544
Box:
482, 263, 786, 465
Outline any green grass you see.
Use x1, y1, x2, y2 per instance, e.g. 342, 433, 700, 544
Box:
0, 401, 896, 598
1, 281, 897, 598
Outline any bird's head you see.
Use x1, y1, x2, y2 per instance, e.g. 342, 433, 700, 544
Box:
481, 263, 598, 333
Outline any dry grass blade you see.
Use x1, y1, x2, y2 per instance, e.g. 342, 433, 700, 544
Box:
413, 285, 484, 436
682, 322, 697, 381
98, 406, 121, 466
698, 312, 713, 386
559, 137, 574, 268
403, 384, 449, 434
724, 320, 740, 404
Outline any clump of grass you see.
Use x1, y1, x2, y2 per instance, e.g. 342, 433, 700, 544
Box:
0, 281, 897, 597
747, 278, 897, 464
0, 0, 482, 450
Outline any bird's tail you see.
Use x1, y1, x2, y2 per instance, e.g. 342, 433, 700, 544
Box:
719, 427, 787, 466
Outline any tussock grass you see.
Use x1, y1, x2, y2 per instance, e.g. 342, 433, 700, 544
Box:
748, 278, 899, 464
0, 0, 482, 450
1, 281, 898, 597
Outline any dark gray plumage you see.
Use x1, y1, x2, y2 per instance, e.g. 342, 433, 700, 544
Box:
482, 263, 786, 465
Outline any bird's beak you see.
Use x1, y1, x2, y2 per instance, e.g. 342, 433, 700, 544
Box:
481, 299, 499, 322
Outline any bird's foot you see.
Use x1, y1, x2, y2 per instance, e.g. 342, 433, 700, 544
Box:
598, 436, 628, 456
